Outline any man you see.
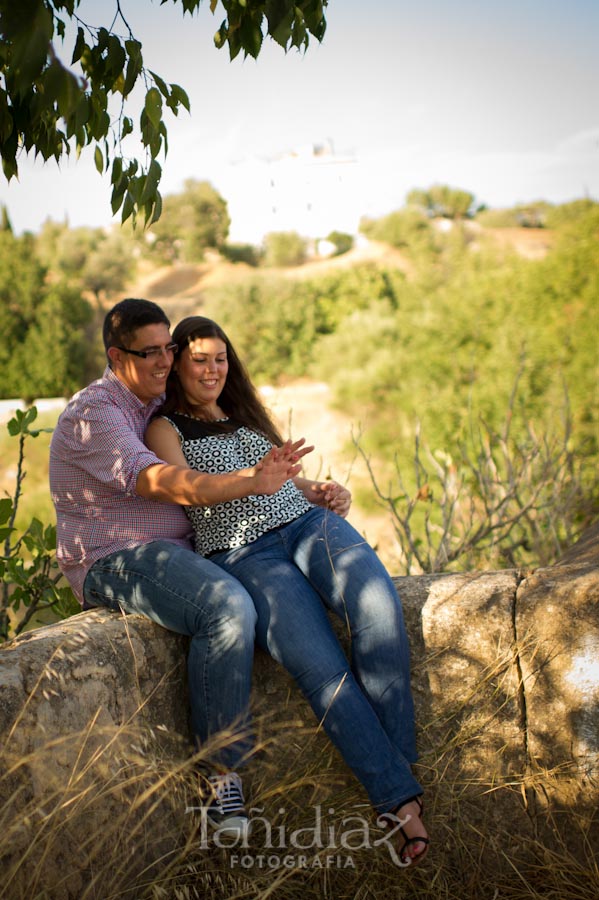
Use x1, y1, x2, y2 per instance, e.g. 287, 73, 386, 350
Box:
49, 297, 308, 836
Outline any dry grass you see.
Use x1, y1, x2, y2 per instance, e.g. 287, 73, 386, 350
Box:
1, 697, 597, 900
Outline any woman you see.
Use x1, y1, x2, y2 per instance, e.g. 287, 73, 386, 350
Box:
145, 316, 429, 865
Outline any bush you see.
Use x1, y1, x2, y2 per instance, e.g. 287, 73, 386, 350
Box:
222, 242, 262, 266
360, 208, 436, 259
262, 231, 307, 267
356, 378, 599, 574
325, 230, 354, 256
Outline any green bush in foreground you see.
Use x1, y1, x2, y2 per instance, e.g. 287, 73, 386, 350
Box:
0, 407, 78, 642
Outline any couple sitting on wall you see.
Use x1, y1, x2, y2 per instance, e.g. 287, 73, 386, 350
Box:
49, 298, 429, 867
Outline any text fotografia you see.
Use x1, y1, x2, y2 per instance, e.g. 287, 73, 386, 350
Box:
185, 803, 412, 868
230, 853, 355, 871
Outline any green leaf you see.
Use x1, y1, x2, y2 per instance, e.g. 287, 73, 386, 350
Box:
121, 190, 135, 225
240, 16, 264, 58
111, 175, 128, 215
106, 36, 126, 85
267, 4, 295, 48
97, 27, 110, 51
169, 84, 191, 113
214, 21, 228, 50
139, 159, 161, 205
71, 27, 86, 64
149, 71, 170, 99
149, 189, 163, 226
0, 498, 13, 526
121, 116, 134, 139
7, 410, 26, 436
10, 3, 53, 88
159, 120, 169, 157
144, 88, 163, 129
111, 156, 123, 186
123, 40, 143, 97
0, 90, 13, 143
94, 144, 104, 174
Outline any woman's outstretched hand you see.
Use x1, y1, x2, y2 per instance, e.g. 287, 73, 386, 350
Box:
251, 439, 314, 495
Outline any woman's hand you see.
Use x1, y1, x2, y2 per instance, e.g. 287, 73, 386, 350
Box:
318, 481, 352, 517
295, 477, 352, 517
250, 439, 314, 495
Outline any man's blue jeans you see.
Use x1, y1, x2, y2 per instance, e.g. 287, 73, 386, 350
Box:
211, 507, 423, 813
83, 540, 257, 770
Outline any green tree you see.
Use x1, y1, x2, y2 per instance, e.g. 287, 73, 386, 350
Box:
263, 231, 307, 267
0, 228, 94, 398
0, 231, 47, 385
360, 208, 436, 259
81, 232, 134, 305
325, 230, 354, 256
15, 286, 93, 400
36, 221, 134, 304
148, 179, 230, 262
407, 184, 476, 219
0, 0, 328, 225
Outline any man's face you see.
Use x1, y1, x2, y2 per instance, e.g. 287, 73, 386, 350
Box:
108, 323, 175, 404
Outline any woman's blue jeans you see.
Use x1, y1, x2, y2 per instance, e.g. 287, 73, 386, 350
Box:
83, 540, 257, 770
211, 507, 423, 813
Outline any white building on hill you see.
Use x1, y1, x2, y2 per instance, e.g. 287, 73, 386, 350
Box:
223, 141, 362, 245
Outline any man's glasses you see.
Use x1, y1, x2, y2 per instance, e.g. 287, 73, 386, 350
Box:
116, 343, 178, 360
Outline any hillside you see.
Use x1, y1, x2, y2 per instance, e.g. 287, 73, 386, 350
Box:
121, 226, 553, 316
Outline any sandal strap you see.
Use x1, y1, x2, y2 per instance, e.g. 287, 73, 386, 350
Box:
399, 828, 430, 864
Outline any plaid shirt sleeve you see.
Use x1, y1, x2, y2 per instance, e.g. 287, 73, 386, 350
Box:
55, 389, 163, 496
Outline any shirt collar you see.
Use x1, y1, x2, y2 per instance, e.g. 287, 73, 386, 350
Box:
103, 365, 165, 414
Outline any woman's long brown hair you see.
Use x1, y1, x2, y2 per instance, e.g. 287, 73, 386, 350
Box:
162, 316, 284, 446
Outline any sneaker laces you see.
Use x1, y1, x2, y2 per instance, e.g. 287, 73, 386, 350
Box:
208, 772, 245, 814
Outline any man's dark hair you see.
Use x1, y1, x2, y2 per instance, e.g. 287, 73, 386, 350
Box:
103, 298, 170, 355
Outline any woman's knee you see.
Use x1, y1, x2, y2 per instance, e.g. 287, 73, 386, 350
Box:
226, 585, 258, 627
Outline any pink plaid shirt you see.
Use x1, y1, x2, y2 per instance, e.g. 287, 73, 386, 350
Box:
49, 366, 192, 603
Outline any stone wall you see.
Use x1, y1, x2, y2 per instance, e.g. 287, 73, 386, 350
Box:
1, 524, 598, 897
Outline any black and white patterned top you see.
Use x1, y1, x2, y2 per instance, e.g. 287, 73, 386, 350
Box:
160, 412, 313, 556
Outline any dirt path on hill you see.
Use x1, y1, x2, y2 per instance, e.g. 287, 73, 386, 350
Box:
260, 379, 398, 570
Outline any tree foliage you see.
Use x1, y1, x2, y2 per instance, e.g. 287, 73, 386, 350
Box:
263, 230, 308, 267
360, 208, 436, 256
407, 184, 476, 219
147, 178, 230, 262
203, 201, 599, 491
37, 220, 134, 302
0, 228, 93, 399
0, 0, 328, 225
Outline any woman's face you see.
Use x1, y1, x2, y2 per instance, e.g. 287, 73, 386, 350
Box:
176, 336, 229, 409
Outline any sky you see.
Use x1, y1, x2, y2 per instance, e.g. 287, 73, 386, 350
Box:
2, 0, 598, 242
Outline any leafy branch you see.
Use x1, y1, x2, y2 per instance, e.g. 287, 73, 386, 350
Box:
0, 0, 328, 225
0, 406, 78, 643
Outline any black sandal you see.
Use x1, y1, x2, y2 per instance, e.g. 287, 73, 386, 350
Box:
382, 795, 429, 866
